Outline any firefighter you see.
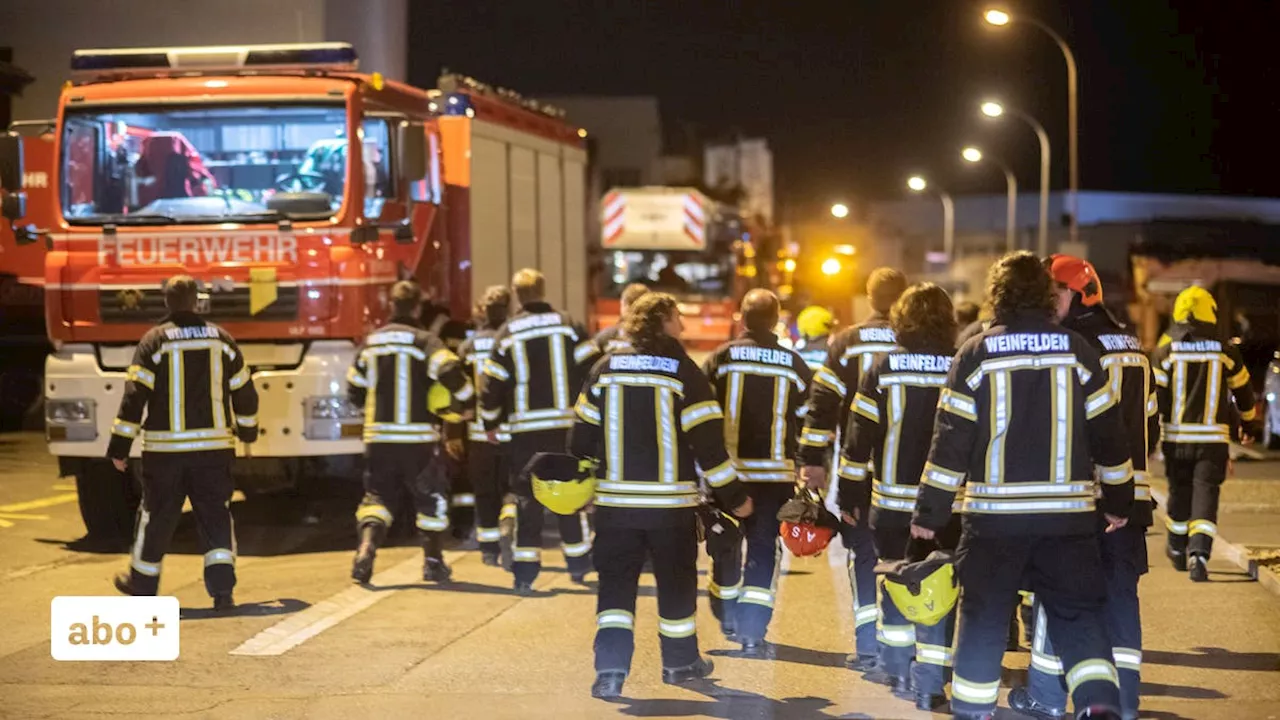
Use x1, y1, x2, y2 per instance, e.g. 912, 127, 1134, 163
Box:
347, 281, 474, 584
702, 289, 812, 656
480, 268, 600, 593
799, 267, 907, 670
458, 285, 515, 566
438, 314, 477, 538
794, 304, 836, 370
955, 301, 981, 329
569, 292, 754, 699
1151, 286, 1258, 582
1009, 256, 1160, 720
911, 252, 1133, 720
594, 282, 649, 353
838, 282, 959, 711
108, 275, 258, 610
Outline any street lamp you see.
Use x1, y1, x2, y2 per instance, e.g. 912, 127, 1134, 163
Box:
961, 146, 1018, 252
830, 203, 850, 219
821, 258, 842, 276
981, 99, 1051, 257
907, 175, 954, 261
984, 7, 1079, 247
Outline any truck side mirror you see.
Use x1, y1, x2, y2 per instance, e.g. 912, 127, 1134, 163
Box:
2, 191, 25, 223
0, 133, 22, 194
397, 122, 427, 186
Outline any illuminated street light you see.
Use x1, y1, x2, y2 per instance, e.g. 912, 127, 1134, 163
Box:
830, 203, 850, 219
961, 146, 1018, 252
833, 244, 856, 256
982, 6, 1080, 247
907, 175, 927, 192
984, 9, 1011, 26
782, 258, 797, 273
907, 175, 954, 261
980, 99, 1051, 256
821, 258, 842, 276
962, 147, 983, 163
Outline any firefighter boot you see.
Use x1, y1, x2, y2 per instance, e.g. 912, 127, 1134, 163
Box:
1166, 545, 1188, 572
1188, 554, 1209, 582
422, 533, 452, 583
591, 671, 626, 699
213, 592, 235, 612
498, 496, 517, 571
662, 657, 714, 685
1008, 687, 1066, 720
351, 523, 385, 584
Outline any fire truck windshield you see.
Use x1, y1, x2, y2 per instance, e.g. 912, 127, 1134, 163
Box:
59, 102, 373, 224
605, 249, 733, 299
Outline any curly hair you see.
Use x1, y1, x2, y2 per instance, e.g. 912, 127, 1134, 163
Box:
479, 285, 511, 329
622, 292, 680, 352
988, 251, 1056, 318
891, 283, 957, 350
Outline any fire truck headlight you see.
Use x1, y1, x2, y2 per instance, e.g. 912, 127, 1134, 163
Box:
47, 399, 95, 424
304, 396, 363, 441
307, 396, 361, 420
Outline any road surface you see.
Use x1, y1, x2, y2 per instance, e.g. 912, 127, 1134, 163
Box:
1, 432, 1278, 719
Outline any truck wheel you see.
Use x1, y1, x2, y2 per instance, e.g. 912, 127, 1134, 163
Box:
73, 460, 141, 551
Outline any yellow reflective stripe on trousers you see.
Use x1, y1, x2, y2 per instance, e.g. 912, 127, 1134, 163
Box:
854, 604, 879, 627
356, 504, 394, 526
1189, 519, 1217, 537
476, 527, 502, 543
708, 579, 741, 600
658, 615, 697, 638
1066, 659, 1120, 692
416, 513, 449, 532
951, 675, 1001, 705
1113, 647, 1142, 672
877, 623, 915, 647
739, 586, 775, 608
512, 547, 541, 563
597, 610, 635, 631
1165, 517, 1189, 535
203, 548, 235, 567
915, 642, 953, 667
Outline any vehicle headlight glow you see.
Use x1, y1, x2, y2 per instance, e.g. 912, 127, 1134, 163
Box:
47, 399, 95, 424
307, 396, 362, 420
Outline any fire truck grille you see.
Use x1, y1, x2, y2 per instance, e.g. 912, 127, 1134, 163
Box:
99, 286, 300, 324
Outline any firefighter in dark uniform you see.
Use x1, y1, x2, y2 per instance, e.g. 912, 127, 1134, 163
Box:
799, 267, 907, 670
838, 282, 959, 711
438, 314, 477, 538
1151, 286, 1258, 582
1009, 256, 1160, 720
347, 281, 474, 584
109, 275, 258, 610
794, 305, 835, 371
594, 282, 649, 354
569, 292, 754, 699
911, 252, 1134, 720
480, 269, 600, 593
458, 285, 514, 565
701, 290, 811, 655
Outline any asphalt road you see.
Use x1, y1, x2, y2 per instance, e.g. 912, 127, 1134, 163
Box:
1, 432, 1278, 719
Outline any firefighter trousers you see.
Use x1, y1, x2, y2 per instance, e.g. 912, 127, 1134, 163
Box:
840, 520, 880, 657
447, 450, 475, 538
509, 429, 592, 584
872, 526, 955, 694
594, 514, 700, 674
355, 443, 450, 558
1027, 523, 1148, 717
128, 451, 236, 598
1164, 442, 1228, 558
468, 438, 509, 556
950, 531, 1120, 716
707, 483, 790, 643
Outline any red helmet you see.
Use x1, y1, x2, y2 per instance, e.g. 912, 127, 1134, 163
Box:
778, 490, 838, 557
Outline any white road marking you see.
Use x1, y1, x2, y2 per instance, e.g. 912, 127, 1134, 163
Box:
229, 551, 461, 657
0, 492, 79, 513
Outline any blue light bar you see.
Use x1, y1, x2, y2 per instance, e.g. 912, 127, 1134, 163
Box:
71, 43, 358, 80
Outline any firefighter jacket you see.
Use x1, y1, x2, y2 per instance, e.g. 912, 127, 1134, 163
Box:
593, 324, 633, 354
568, 335, 749, 520
346, 317, 473, 445
458, 327, 510, 444
913, 311, 1135, 537
794, 334, 831, 371
1062, 307, 1158, 528
703, 331, 813, 482
480, 302, 599, 437
799, 314, 897, 466
837, 343, 955, 530
108, 312, 258, 459
1151, 321, 1258, 445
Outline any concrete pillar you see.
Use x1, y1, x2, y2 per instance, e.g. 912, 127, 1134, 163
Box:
324, 0, 407, 81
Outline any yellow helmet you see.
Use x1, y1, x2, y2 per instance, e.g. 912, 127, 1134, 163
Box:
428, 382, 465, 424
881, 552, 958, 627
1172, 285, 1217, 324
528, 452, 597, 515
796, 305, 835, 339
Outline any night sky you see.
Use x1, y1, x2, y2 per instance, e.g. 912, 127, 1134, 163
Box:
409, 0, 1278, 210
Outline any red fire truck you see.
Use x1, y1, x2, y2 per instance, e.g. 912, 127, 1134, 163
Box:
594, 187, 759, 350
0, 43, 589, 535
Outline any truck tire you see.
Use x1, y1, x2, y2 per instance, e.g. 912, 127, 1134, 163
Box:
73, 459, 141, 551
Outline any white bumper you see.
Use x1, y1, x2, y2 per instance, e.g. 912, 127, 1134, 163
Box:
45, 341, 364, 459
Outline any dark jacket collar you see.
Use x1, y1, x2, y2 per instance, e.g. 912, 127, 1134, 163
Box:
738, 328, 779, 345
388, 315, 424, 329
164, 311, 205, 326
521, 301, 554, 314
